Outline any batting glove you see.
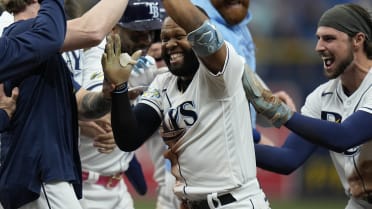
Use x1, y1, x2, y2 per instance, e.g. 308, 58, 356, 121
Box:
101, 33, 142, 88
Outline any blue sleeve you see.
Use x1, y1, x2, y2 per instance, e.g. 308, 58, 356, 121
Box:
285, 111, 372, 152
255, 132, 318, 174
124, 154, 147, 195
252, 128, 261, 143
0, 0, 66, 82
111, 92, 161, 152
0, 109, 9, 132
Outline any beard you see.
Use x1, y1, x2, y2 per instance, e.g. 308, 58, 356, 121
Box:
164, 48, 199, 78
325, 50, 354, 79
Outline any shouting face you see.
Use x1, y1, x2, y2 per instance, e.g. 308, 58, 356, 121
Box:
160, 17, 199, 78
211, 0, 249, 25
315, 26, 354, 79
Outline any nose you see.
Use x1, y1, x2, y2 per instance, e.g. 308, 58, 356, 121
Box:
165, 38, 178, 49
315, 39, 325, 52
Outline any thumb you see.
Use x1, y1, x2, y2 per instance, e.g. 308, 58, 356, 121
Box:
101, 53, 107, 69
11, 87, 19, 101
131, 50, 142, 63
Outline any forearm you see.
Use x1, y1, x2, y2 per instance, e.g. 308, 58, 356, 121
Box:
162, 0, 206, 33
111, 92, 160, 151
78, 91, 111, 120
62, 0, 129, 51
285, 111, 372, 152
255, 133, 317, 174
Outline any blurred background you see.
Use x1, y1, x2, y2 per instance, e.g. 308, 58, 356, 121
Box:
79, 0, 371, 208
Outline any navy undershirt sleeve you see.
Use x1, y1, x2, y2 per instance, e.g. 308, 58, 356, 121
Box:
285, 111, 372, 152
111, 91, 161, 151
255, 132, 318, 174
0, 109, 9, 132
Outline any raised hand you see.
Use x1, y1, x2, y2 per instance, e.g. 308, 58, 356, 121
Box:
101, 33, 142, 87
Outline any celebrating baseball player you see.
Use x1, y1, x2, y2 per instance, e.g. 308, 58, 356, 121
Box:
102, 0, 271, 208
242, 3, 372, 209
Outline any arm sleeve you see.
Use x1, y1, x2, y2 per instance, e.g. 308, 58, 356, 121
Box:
285, 111, 372, 152
111, 92, 161, 151
0, 0, 66, 81
0, 109, 9, 132
255, 132, 318, 174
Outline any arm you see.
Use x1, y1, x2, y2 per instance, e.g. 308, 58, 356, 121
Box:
102, 34, 161, 151
285, 111, 372, 152
162, 0, 227, 74
0, 0, 66, 80
75, 88, 111, 120
255, 132, 318, 174
62, 0, 129, 51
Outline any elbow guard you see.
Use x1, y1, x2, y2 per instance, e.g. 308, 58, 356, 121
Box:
187, 20, 224, 57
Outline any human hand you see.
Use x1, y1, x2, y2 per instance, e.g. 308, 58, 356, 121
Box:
273, 90, 297, 112
79, 114, 111, 138
101, 33, 142, 87
0, 83, 19, 119
94, 131, 116, 154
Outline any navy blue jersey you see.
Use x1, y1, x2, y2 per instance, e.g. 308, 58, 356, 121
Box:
0, 1, 82, 208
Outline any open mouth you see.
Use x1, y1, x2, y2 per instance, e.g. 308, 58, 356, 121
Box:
322, 56, 335, 69
169, 53, 184, 65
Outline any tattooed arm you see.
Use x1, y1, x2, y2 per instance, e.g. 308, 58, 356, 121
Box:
76, 88, 111, 120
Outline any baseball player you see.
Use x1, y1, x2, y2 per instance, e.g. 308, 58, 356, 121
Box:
111, 1, 183, 209
247, 3, 372, 209
103, 0, 271, 208
0, 0, 139, 208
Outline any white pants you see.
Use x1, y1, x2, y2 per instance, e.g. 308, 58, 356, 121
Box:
19, 182, 82, 209
156, 170, 180, 209
79, 180, 134, 209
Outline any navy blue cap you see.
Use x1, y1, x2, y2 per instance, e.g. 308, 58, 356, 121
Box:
118, 0, 166, 31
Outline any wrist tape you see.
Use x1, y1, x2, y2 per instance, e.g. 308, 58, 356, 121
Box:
187, 20, 224, 57
112, 82, 128, 94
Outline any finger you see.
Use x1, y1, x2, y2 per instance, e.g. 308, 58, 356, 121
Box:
11, 87, 19, 101
94, 132, 114, 142
131, 50, 142, 62
97, 147, 115, 154
101, 53, 107, 70
0, 83, 4, 91
113, 33, 121, 56
106, 35, 114, 59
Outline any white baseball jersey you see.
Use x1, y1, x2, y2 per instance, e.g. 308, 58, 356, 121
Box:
139, 43, 259, 200
301, 69, 372, 207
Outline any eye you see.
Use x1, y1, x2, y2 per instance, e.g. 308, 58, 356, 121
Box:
176, 35, 187, 40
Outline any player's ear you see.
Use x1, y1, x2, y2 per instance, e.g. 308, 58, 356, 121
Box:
353, 32, 365, 49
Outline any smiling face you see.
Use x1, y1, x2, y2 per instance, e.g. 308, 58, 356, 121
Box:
210, 0, 249, 25
315, 26, 354, 79
160, 17, 199, 78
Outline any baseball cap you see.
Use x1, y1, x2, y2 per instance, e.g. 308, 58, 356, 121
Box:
118, 0, 166, 31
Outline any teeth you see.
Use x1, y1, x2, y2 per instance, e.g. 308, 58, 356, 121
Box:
170, 53, 182, 60
324, 58, 333, 67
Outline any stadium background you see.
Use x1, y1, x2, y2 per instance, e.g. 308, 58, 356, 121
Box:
123, 0, 371, 208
